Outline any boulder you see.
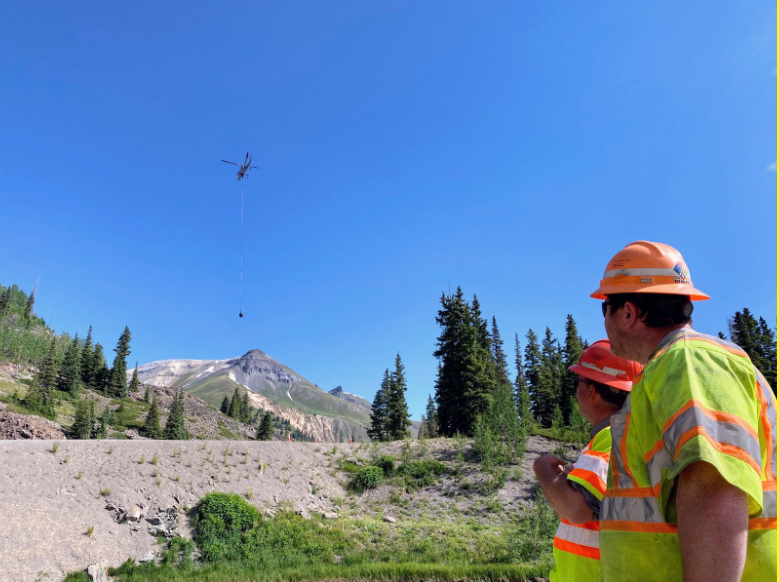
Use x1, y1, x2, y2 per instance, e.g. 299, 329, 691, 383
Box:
87, 562, 109, 582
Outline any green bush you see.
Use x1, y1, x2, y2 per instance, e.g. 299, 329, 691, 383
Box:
337, 458, 363, 474
507, 489, 558, 563
350, 465, 383, 492
375, 455, 395, 476
193, 492, 260, 561
397, 460, 446, 490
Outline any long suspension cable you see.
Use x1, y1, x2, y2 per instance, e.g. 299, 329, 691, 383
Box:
240, 186, 244, 315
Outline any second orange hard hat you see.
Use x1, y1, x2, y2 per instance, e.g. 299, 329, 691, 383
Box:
569, 339, 643, 392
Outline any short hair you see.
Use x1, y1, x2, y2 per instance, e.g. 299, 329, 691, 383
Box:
607, 293, 693, 328
585, 378, 628, 409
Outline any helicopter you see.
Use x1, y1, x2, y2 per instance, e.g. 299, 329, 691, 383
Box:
221, 152, 259, 181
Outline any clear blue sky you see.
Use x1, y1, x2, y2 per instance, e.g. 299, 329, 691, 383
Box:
1, 1, 775, 420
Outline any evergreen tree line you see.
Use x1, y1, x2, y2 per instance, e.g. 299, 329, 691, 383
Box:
367, 353, 411, 442
21, 324, 136, 419
722, 308, 777, 394
422, 291, 776, 447
218, 386, 315, 441
220, 387, 253, 424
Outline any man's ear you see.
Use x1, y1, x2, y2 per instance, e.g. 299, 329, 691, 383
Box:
622, 301, 642, 330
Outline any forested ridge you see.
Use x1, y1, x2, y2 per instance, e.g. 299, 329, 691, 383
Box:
368, 285, 778, 451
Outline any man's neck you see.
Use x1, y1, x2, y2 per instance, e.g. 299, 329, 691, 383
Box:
636, 323, 693, 364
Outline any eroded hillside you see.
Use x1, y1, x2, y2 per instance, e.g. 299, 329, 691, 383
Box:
0, 436, 568, 582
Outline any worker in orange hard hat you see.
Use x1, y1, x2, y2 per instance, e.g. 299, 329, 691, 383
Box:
591, 241, 777, 582
533, 340, 642, 582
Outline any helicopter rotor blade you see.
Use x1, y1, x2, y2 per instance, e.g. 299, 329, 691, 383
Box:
221, 160, 240, 166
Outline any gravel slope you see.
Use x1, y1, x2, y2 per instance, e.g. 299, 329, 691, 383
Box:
0, 436, 566, 582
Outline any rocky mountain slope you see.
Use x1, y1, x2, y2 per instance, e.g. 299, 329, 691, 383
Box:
133, 349, 376, 442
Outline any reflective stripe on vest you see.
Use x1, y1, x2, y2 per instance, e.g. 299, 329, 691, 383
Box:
553, 519, 600, 560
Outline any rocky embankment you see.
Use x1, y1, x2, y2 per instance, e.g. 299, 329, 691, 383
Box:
0, 440, 348, 582
0, 436, 566, 582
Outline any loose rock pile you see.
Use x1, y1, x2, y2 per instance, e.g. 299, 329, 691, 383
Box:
0, 410, 66, 439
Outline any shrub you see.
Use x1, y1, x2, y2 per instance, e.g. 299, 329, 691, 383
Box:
397, 459, 446, 490
193, 492, 260, 561
508, 489, 558, 563
374, 455, 395, 476
350, 465, 383, 492
160, 535, 195, 567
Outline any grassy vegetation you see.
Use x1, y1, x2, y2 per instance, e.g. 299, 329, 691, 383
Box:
105, 491, 556, 582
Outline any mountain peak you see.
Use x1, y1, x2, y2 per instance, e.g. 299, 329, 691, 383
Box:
239, 349, 268, 360
328, 386, 344, 395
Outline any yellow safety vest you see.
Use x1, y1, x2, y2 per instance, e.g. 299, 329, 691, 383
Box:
549, 426, 611, 582
601, 329, 777, 582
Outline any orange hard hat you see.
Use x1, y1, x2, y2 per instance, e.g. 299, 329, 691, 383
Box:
569, 339, 643, 392
591, 241, 709, 301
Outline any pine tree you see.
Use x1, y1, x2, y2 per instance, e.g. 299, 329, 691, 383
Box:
228, 387, 240, 419
514, 334, 533, 432
129, 363, 140, 394
757, 317, 777, 392
728, 308, 777, 393
386, 353, 411, 440
142, 395, 162, 439
0, 288, 10, 315
144, 387, 150, 403
24, 287, 35, 321
98, 406, 115, 437
220, 396, 230, 415
473, 380, 525, 468
561, 315, 584, 422
163, 389, 189, 440
94, 405, 109, 439
469, 296, 498, 409
367, 370, 390, 441
434, 289, 495, 436
70, 399, 93, 439
91, 343, 109, 391
109, 326, 132, 397
31, 337, 58, 416
240, 390, 251, 423
434, 289, 469, 436
418, 415, 427, 439
257, 411, 274, 440
523, 329, 542, 421
424, 393, 438, 437
60, 334, 81, 395
535, 328, 564, 428
80, 326, 94, 386
491, 317, 512, 391
550, 404, 565, 440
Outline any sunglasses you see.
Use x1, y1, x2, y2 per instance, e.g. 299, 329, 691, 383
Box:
601, 301, 611, 317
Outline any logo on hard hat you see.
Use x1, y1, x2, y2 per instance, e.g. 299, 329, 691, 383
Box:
673, 262, 689, 283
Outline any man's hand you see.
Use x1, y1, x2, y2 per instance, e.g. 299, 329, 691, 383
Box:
677, 461, 748, 582
535, 454, 567, 474
533, 454, 593, 524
